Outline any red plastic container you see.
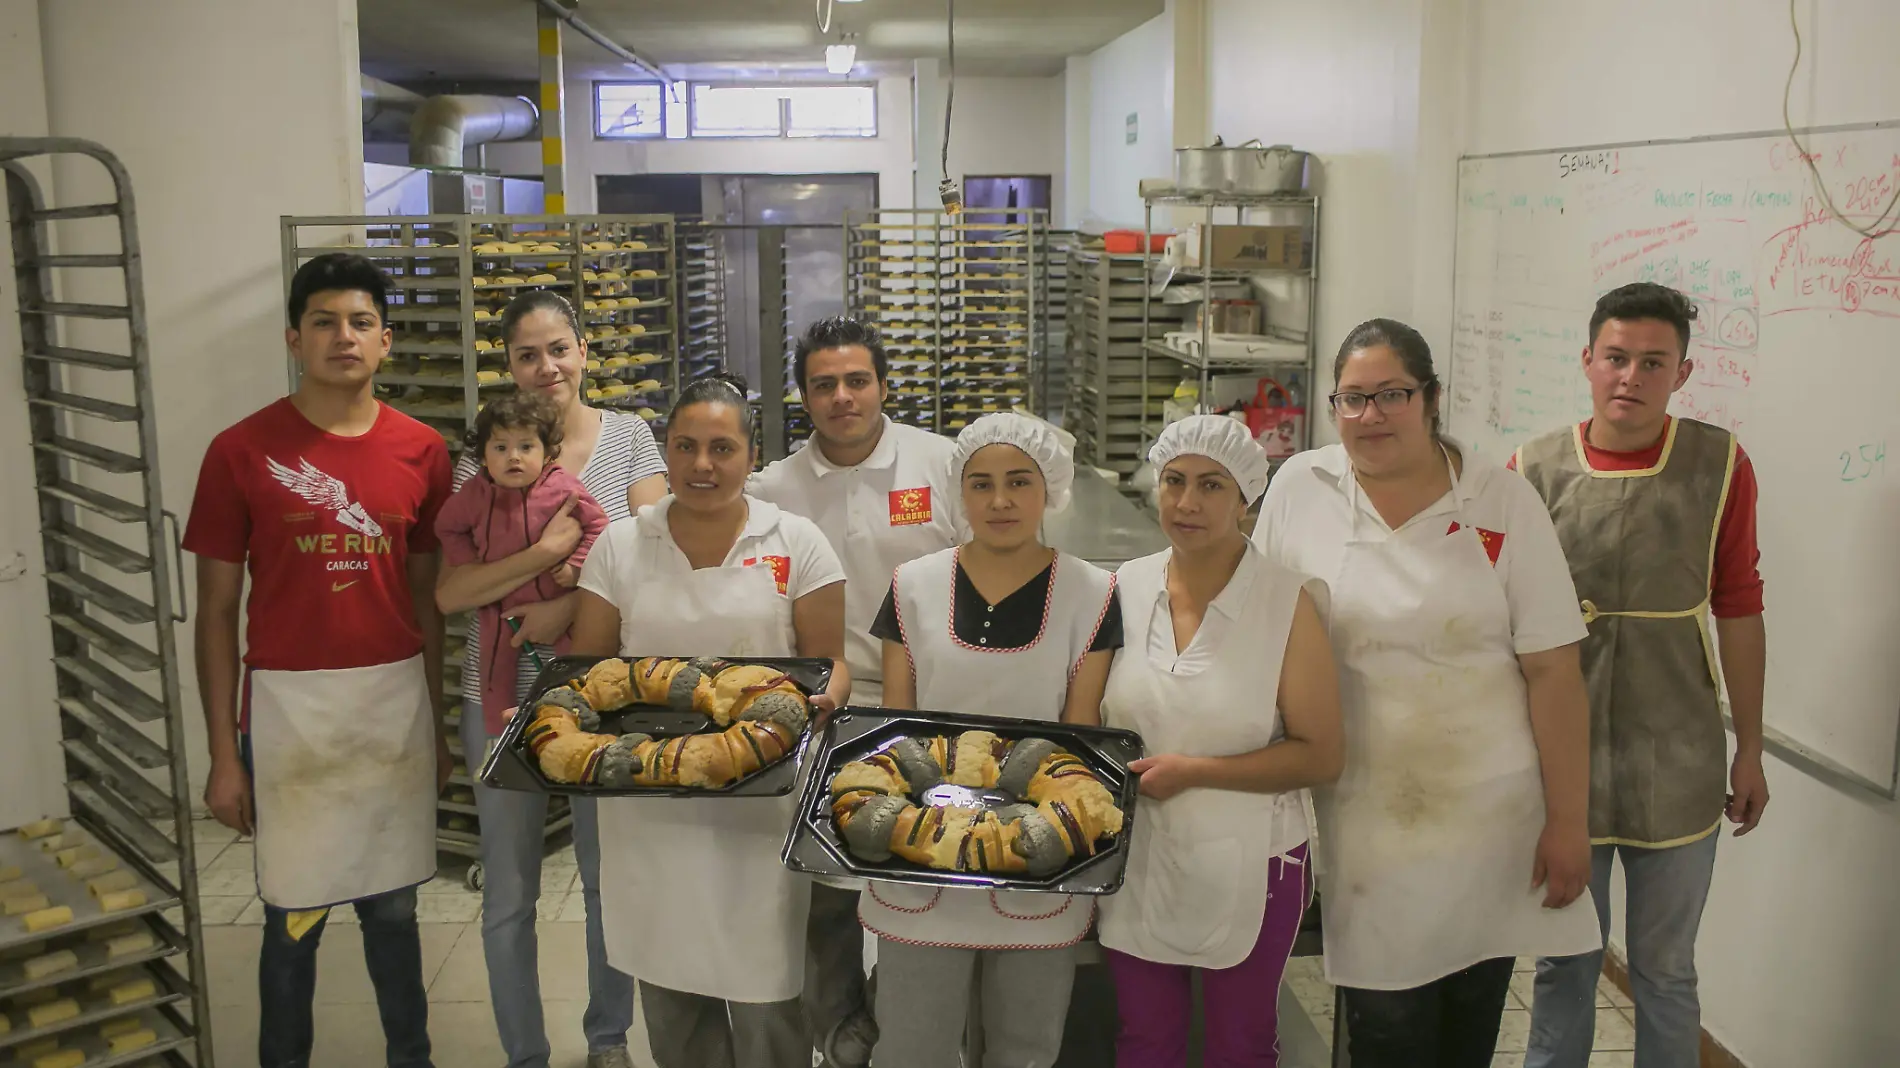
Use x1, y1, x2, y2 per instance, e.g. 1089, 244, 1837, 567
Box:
1103, 229, 1170, 254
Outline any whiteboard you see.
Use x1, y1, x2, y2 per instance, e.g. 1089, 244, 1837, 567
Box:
1448, 122, 1900, 795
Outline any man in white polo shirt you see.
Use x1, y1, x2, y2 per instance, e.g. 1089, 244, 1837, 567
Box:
750, 315, 963, 1068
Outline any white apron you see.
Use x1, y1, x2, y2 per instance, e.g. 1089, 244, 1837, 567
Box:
1096, 547, 1312, 969
858, 548, 1116, 950
249, 655, 438, 909
596, 557, 812, 1003
1319, 455, 1600, 989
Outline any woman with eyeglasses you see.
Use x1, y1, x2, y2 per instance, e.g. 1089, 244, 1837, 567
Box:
1252, 319, 1601, 1068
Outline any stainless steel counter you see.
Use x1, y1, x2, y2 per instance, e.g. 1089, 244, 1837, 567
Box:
1044, 467, 1168, 569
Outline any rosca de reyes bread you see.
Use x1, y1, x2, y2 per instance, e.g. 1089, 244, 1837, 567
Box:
829, 733, 1124, 877
525, 657, 811, 790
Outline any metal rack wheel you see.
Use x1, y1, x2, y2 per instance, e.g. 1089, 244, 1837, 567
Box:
466, 862, 485, 892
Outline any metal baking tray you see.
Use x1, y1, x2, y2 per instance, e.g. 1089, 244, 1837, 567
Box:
0, 916, 183, 1004
0, 960, 187, 1053
0, 1002, 190, 1068
479, 654, 834, 798
0, 824, 176, 956
781, 707, 1144, 895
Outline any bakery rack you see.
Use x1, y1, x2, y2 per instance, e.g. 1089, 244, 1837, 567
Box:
1138, 193, 1321, 459
279, 213, 680, 886
1039, 230, 1079, 421
843, 208, 1047, 436
3, 137, 212, 1065
675, 218, 728, 386
1064, 247, 1174, 492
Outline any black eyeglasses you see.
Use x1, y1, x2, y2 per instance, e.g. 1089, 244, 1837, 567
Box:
1328, 387, 1423, 417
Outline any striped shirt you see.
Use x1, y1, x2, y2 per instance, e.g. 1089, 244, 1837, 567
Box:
452, 407, 666, 730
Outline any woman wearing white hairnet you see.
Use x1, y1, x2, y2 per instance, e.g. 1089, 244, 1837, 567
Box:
1072, 415, 1343, 1067
859, 411, 1122, 1068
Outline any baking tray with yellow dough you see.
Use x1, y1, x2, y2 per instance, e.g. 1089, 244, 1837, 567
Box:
0, 963, 184, 1057
0, 918, 178, 1005
0, 1002, 190, 1068
0, 825, 172, 958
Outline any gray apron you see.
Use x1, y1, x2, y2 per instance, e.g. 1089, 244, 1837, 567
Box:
1516, 418, 1736, 847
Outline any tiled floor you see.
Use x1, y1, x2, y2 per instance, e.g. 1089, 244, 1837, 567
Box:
187, 819, 1639, 1068
1282, 954, 1641, 1068
187, 818, 658, 1068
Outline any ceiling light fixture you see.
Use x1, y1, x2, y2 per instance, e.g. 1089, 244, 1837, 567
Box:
825, 42, 857, 75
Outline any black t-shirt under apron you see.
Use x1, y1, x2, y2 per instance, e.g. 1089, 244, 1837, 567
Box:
871, 559, 1124, 652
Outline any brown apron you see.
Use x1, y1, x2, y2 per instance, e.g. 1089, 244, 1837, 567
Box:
1516, 418, 1736, 847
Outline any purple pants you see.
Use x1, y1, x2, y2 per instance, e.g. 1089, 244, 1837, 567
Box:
1105, 842, 1310, 1068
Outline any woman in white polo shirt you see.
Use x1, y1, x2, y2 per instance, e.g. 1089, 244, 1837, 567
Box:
1253, 319, 1600, 1068
567, 375, 849, 1068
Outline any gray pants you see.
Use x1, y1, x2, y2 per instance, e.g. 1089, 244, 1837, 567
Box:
872, 938, 1078, 1068
1526, 832, 1719, 1068
639, 982, 809, 1068
463, 710, 634, 1067
804, 883, 870, 1046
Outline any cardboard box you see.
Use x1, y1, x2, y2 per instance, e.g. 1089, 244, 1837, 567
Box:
1206, 225, 1308, 270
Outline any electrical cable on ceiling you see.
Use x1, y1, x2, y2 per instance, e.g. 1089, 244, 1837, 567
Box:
938, 0, 961, 213
1783, 0, 1900, 239
816, 0, 834, 35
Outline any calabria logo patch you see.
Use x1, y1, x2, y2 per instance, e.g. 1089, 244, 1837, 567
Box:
1447, 522, 1506, 566
742, 555, 791, 594
890, 486, 932, 526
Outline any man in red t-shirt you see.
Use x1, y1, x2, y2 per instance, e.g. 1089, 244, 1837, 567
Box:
184, 253, 449, 1068
1512, 283, 1769, 1068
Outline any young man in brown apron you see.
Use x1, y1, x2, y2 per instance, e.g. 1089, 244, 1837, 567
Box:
186, 253, 452, 1068
1512, 282, 1770, 1068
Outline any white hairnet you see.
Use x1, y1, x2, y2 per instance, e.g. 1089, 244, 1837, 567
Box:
1149, 414, 1272, 505
954, 411, 1076, 513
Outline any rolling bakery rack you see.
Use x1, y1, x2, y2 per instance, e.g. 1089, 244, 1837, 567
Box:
1064, 247, 1174, 493
843, 208, 1048, 435
674, 218, 729, 386
2, 138, 212, 1066
279, 213, 680, 886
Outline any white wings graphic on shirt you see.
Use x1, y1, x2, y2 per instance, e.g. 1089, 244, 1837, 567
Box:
265, 456, 386, 538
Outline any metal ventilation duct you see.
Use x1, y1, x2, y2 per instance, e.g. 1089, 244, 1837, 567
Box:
361, 74, 424, 143
407, 94, 540, 168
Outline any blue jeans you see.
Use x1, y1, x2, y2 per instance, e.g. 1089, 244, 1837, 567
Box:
260, 890, 433, 1068
1526, 833, 1719, 1068
464, 711, 634, 1067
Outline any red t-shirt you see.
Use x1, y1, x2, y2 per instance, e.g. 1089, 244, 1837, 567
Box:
183, 398, 453, 676
1509, 417, 1764, 617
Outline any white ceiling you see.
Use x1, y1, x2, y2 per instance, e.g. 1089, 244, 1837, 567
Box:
358, 0, 1166, 81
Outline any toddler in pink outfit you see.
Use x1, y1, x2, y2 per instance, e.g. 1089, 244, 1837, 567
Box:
434, 391, 609, 734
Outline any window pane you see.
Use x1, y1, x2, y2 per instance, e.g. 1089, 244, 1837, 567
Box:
665, 90, 688, 139
692, 85, 784, 138
786, 86, 877, 138
596, 83, 664, 138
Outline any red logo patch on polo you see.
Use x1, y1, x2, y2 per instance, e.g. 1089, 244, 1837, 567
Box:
742, 555, 791, 594
889, 486, 933, 527
1447, 522, 1506, 566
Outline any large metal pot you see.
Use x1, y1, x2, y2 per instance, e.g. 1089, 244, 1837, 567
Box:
1174, 138, 1310, 195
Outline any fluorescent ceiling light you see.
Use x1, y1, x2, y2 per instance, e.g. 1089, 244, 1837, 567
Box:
836, 0, 865, 4
825, 43, 857, 75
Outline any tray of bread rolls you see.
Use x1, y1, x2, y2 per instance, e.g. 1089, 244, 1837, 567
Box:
781, 708, 1145, 895
0, 960, 185, 1055
0, 919, 180, 1005
0, 1001, 189, 1068
479, 654, 834, 798
0, 821, 173, 955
